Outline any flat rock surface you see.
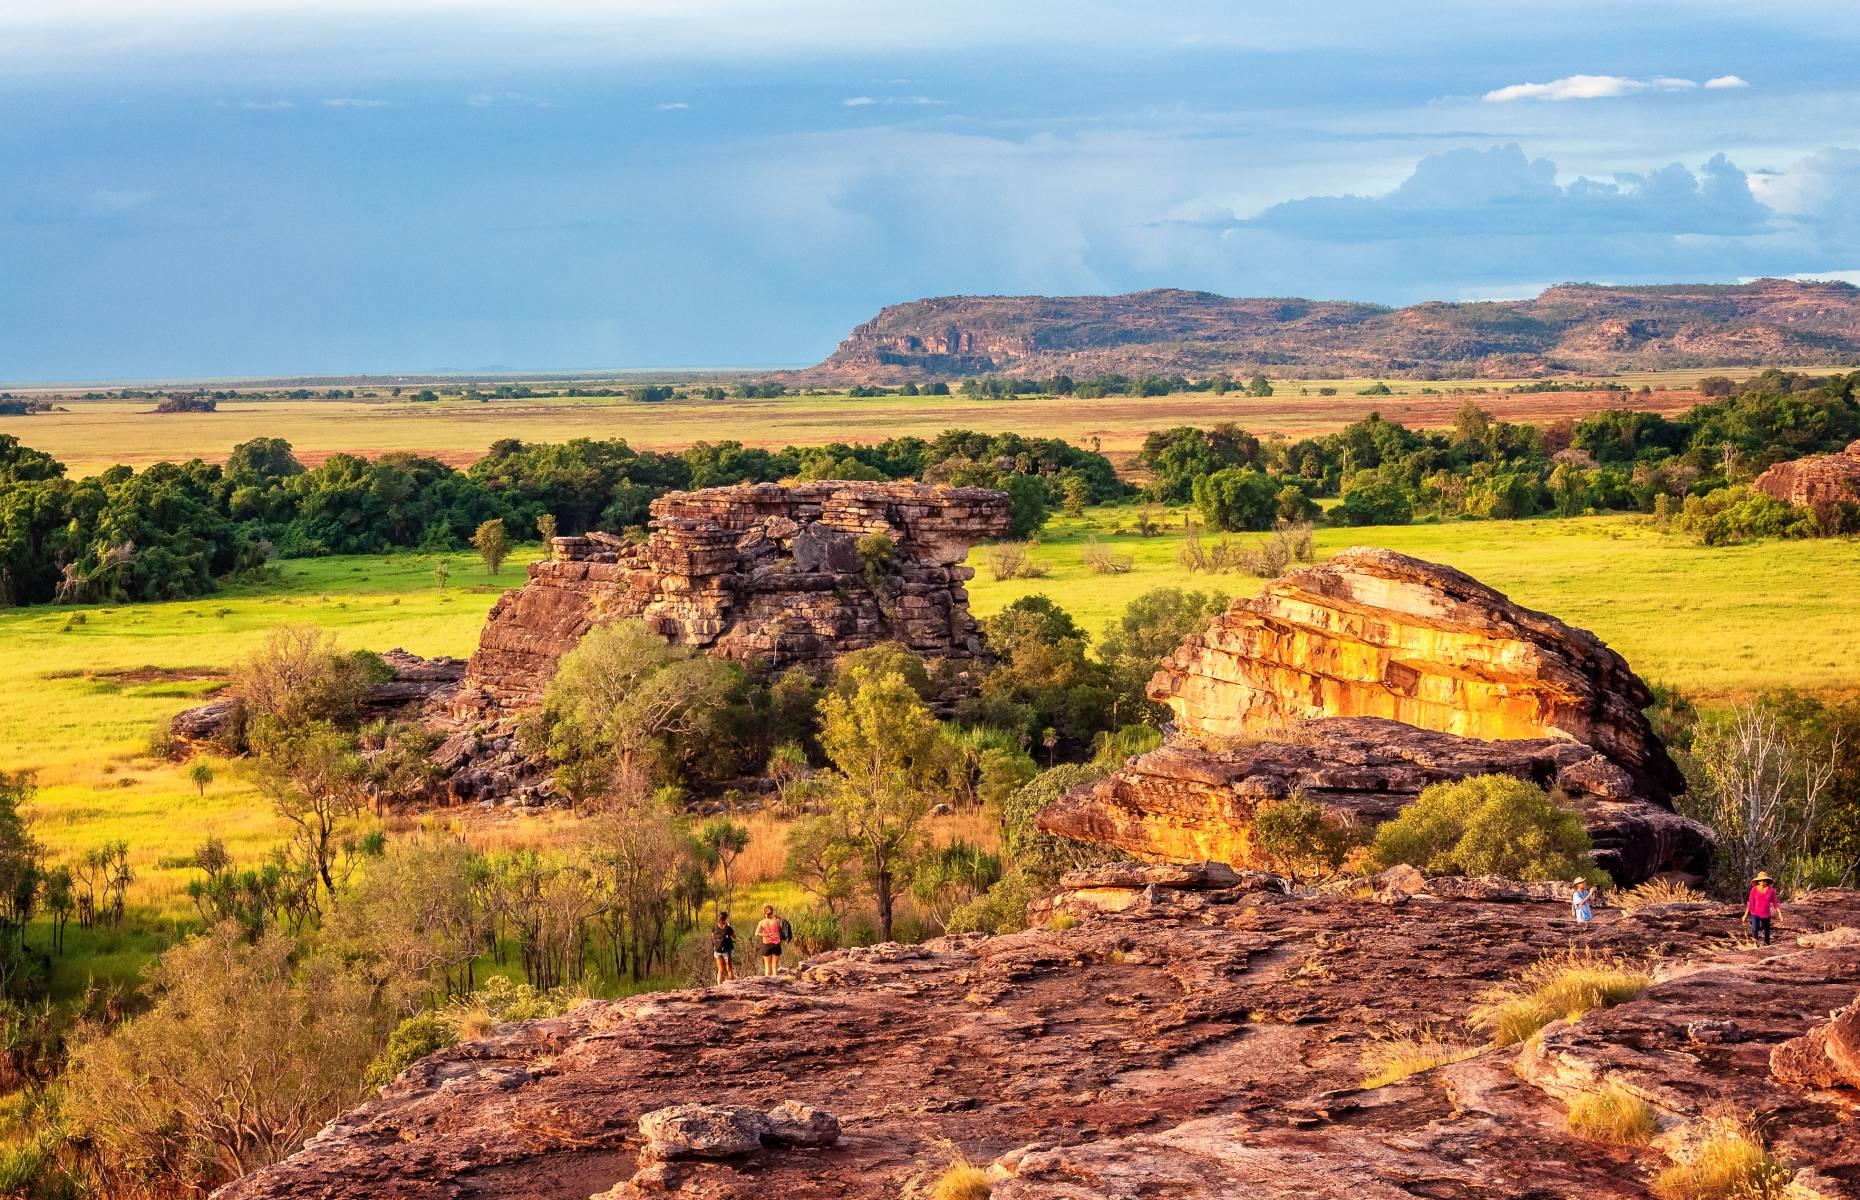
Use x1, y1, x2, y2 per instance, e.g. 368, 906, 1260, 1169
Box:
218, 889, 1860, 1200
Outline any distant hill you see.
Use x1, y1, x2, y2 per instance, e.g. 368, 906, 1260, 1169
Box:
798, 279, 1860, 383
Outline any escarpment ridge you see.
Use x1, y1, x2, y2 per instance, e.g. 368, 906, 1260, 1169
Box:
218, 880, 1860, 1199
799, 279, 1860, 383
1041, 548, 1708, 883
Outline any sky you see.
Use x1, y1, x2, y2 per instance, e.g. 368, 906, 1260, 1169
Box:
3, 0, 1860, 381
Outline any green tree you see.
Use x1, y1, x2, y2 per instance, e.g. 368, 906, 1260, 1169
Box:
1370, 775, 1595, 882
1061, 475, 1088, 517
1246, 373, 1274, 398
471, 518, 510, 575
697, 817, 750, 910
535, 512, 558, 544
814, 667, 944, 940
187, 761, 215, 799
1004, 474, 1050, 539
1096, 588, 1228, 724
1193, 467, 1278, 532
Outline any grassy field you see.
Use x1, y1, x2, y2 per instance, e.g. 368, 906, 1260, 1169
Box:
965, 507, 1860, 700
0, 366, 1796, 476
7, 508, 1857, 996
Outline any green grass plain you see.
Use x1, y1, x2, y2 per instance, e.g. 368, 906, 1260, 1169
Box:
0, 366, 1784, 476
9, 507, 1855, 985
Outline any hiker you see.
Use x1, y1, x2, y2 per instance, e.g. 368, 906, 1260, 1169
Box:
756, 904, 789, 976
1570, 878, 1596, 925
1745, 872, 1783, 945
711, 910, 736, 983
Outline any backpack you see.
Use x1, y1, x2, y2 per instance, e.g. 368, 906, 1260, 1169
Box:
779, 917, 793, 944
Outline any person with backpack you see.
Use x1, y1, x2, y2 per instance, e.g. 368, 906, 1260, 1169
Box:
711, 911, 736, 983
756, 904, 791, 976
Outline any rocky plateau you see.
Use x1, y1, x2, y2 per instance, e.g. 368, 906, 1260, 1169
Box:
218, 873, 1860, 1199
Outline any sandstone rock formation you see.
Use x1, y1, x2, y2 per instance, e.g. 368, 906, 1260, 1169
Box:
217, 885, 1860, 1200
1042, 549, 1706, 883
1753, 438, 1860, 508
456, 481, 1010, 713
1039, 717, 1712, 883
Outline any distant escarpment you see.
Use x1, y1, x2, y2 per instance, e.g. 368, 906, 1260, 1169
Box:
801, 279, 1860, 382
1039, 549, 1711, 884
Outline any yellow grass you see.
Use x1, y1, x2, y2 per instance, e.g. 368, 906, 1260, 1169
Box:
1616, 879, 1711, 910
1358, 1031, 1482, 1088
0, 366, 1769, 476
1566, 1084, 1660, 1144
1469, 949, 1652, 1046
930, 1163, 993, 1200
1651, 1118, 1790, 1199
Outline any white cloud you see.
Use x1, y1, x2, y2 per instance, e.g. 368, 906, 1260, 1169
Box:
1705, 74, 1750, 89
322, 97, 389, 107
240, 98, 295, 109
843, 94, 947, 108
467, 91, 552, 107
1482, 73, 1706, 102
652, 101, 689, 110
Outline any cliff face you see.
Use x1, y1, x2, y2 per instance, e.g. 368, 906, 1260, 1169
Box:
457, 481, 1011, 712
800, 279, 1860, 382
1040, 549, 1705, 883
1752, 438, 1860, 508
217, 881, 1860, 1200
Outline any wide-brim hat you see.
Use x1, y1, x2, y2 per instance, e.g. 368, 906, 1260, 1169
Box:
1751, 871, 1774, 883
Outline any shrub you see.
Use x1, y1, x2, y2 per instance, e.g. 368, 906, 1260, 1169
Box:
983, 542, 1049, 581
1370, 775, 1596, 882
1566, 1083, 1659, 1145
1469, 948, 1651, 1045
945, 869, 1037, 936
1651, 1118, 1789, 1200
1358, 1031, 1479, 1088
1252, 795, 1358, 884
855, 531, 895, 587
1080, 539, 1133, 575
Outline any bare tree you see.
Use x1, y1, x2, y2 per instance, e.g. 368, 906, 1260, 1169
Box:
1691, 700, 1842, 888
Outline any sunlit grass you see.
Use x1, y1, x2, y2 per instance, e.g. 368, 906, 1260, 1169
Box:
1357, 1030, 1482, 1088
1651, 1118, 1790, 1199
1468, 949, 1652, 1046
1566, 1083, 1660, 1145
966, 507, 1860, 700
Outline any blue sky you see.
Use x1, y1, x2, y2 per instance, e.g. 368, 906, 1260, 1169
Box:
3, 0, 1859, 381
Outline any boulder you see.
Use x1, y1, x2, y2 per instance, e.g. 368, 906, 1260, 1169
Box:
637, 1105, 769, 1160
1772, 995, 1860, 1091
1752, 439, 1860, 509
1148, 548, 1683, 798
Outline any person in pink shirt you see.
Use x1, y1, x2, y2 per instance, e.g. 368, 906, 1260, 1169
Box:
1744, 872, 1782, 945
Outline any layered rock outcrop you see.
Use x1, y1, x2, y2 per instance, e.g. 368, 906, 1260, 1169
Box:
1753, 439, 1860, 508
457, 481, 1009, 712
218, 886, 1860, 1200
1042, 549, 1707, 883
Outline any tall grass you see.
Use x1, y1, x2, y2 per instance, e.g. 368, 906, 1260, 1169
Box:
1469, 949, 1652, 1045
1566, 1084, 1660, 1144
1358, 1030, 1481, 1088
1651, 1119, 1790, 1200
1616, 879, 1709, 910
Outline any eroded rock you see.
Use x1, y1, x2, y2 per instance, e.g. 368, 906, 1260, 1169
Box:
216, 889, 1860, 1200
1772, 994, 1860, 1091
1752, 439, 1860, 509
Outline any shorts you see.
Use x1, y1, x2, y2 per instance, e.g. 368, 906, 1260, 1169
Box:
713, 951, 731, 962
762, 943, 782, 957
